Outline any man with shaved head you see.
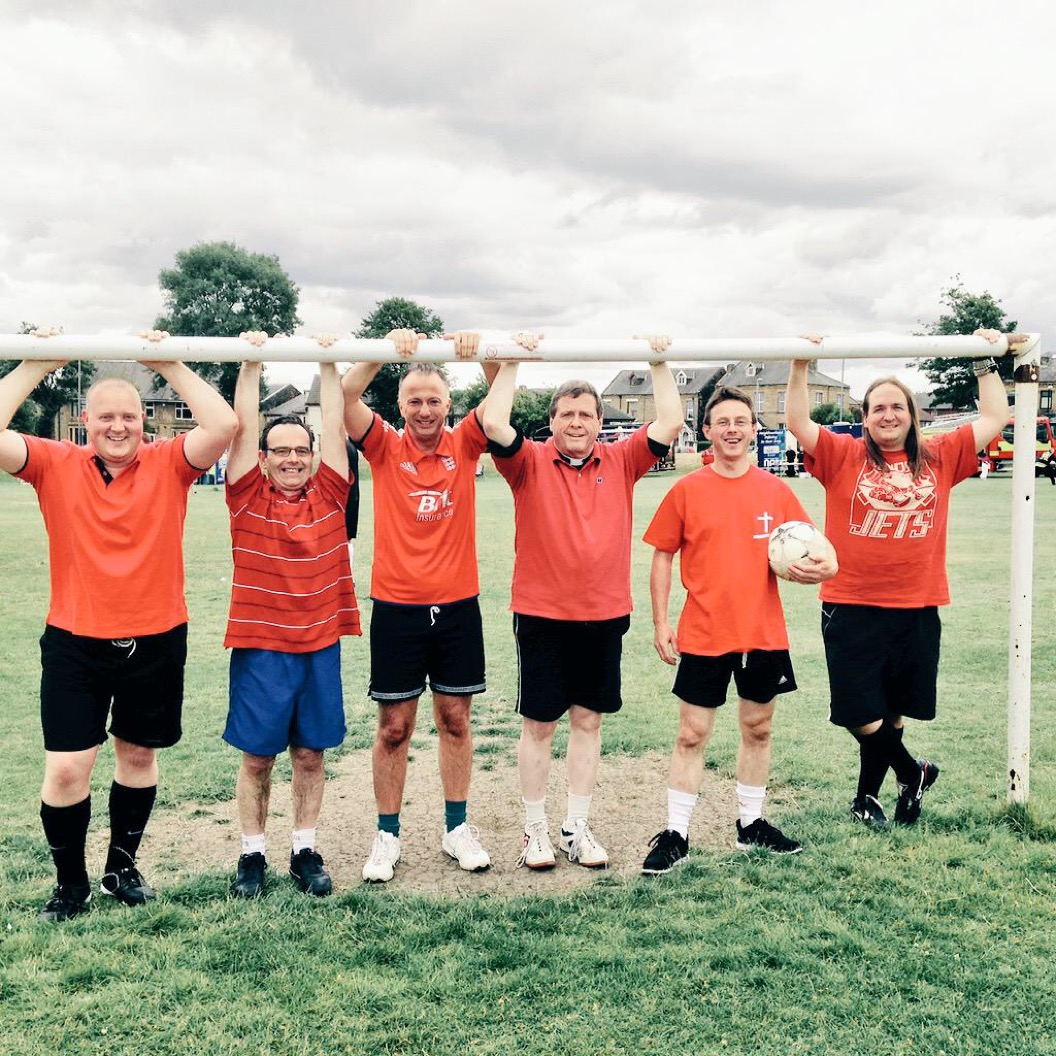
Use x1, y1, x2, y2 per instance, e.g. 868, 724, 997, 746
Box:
0, 333, 237, 921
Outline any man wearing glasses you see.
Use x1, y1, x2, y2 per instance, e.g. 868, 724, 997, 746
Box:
223, 335, 360, 898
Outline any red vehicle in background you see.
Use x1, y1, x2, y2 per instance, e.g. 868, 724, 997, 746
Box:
981, 417, 1056, 475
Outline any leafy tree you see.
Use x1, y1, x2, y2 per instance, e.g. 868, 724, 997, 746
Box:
511, 388, 554, 439
811, 402, 860, 426
355, 297, 445, 426
919, 280, 1016, 410
451, 375, 490, 420
0, 323, 95, 438
154, 241, 302, 403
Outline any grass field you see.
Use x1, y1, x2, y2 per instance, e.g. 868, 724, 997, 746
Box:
1, 461, 1055, 1055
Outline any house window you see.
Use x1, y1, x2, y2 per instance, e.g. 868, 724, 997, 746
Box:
778, 393, 786, 413
675, 371, 689, 387
1042, 390, 1053, 412
745, 363, 757, 378
68, 424, 87, 444
144, 402, 157, 418
175, 403, 194, 421
755, 391, 764, 413
685, 401, 695, 420
626, 399, 638, 417
814, 391, 824, 407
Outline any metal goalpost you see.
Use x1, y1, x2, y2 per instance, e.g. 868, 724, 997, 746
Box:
0, 329, 1042, 802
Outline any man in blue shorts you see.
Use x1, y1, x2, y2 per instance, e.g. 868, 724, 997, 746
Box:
223, 335, 361, 897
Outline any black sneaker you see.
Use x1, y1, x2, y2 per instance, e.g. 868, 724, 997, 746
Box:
100, 865, 156, 906
850, 794, 889, 829
39, 882, 92, 923
231, 852, 267, 898
894, 759, 940, 825
641, 829, 689, 876
289, 848, 332, 897
735, 818, 802, 854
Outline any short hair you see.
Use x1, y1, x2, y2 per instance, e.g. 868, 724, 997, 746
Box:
861, 376, 932, 478
260, 415, 313, 453
398, 363, 450, 394
704, 385, 756, 425
549, 380, 602, 420
84, 377, 141, 411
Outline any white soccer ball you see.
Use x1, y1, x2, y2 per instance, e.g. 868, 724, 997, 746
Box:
767, 520, 835, 581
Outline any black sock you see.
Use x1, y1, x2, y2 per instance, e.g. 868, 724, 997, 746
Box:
40, 797, 91, 888
881, 722, 920, 786
851, 730, 890, 801
104, 783, 157, 874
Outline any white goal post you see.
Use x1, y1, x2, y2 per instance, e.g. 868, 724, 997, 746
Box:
0, 329, 1041, 803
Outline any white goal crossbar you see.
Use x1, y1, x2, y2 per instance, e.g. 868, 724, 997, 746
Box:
0, 329, 1041, 805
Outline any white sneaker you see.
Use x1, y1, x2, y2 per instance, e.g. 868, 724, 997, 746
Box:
516, 820, 556, 870
441, 823, 491, 872
559, 819, 609, 869
362, 831, 401, 883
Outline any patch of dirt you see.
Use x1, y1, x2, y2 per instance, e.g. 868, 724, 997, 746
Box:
145, 744, 739, 898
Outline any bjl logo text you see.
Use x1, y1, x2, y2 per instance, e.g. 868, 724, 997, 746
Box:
411, 489, 454, 522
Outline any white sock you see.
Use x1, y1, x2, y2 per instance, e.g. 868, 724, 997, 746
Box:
667, 788, 698, 839
523, 797, 547, 829
736, 783, 767, 827
291, 827, 316, 854
241, 833, 266, 855
563, 792, 592, 832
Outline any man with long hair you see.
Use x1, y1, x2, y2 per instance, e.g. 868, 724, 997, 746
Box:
785, 330, 1014, 827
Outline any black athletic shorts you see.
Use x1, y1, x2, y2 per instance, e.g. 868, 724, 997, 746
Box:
513, 613, 630, 723
40, 623, 188, 752
368, 597, 486, 703
672, 650, 796, 708
820, 603, 941, 728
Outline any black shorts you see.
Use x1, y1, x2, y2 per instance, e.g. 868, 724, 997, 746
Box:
513, 613, 630, 723
672, 650, 796, 708
368, 597, 486, 703
40, 623, 188, 753
821, 603, 941, 728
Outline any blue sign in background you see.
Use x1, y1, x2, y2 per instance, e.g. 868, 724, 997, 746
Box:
757, 429, 785, 473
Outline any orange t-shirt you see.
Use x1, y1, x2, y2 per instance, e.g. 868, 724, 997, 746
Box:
492, 426, 660, 621
644, 466, 810, 656
17, 434, 202, 637
360, 411, 487, 605
805, 424, 978, 608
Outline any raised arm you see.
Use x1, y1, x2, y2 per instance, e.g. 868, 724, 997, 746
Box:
0, 358, 66, 474
971, 328, 1015, 449
342, 361, 383, 442
480, 361, 518, 446
650, 549, 679, 665
318, 359, 348, 480
227, 360, 263, 484
142, 352, 238, 471
643, 336, 684, 445
785, 360, 821, 456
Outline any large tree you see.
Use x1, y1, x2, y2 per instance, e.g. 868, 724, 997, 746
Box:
154, 241, 301, 403
919, 281, 1016, 410
0, 323, 95, 438
356, 297, 445, 426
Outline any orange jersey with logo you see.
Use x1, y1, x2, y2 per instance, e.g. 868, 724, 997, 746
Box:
645, 466, 809, 656
16, 433, 201, 637
360, 411, 487, 605
805, 424, 978, 607
493, 426, 660, 621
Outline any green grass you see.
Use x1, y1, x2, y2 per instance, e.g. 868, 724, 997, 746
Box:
1, 465, 1055, 1055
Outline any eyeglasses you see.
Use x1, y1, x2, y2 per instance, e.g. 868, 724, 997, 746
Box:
266, 447, 312, 458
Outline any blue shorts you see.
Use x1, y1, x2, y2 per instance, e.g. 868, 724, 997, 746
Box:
224, 643, 346, 756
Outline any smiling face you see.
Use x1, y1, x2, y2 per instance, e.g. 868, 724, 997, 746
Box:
82, 380, 145, 471
550, 393, 602, 459
259, 421, 313, 496
863, 381, 913, 451
703, 398, 756, 466
398, 370, 451, 450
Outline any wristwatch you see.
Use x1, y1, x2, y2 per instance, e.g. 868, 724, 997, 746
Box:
973, 357, 999, 377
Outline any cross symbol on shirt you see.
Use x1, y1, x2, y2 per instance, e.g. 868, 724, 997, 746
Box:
755, 511, 775, 539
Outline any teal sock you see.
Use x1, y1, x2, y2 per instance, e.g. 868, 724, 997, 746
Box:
445, 800, 467, 833
378, 813, 400, 837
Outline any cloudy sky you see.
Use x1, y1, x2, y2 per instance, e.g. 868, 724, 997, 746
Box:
1, 1, 1052, 397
